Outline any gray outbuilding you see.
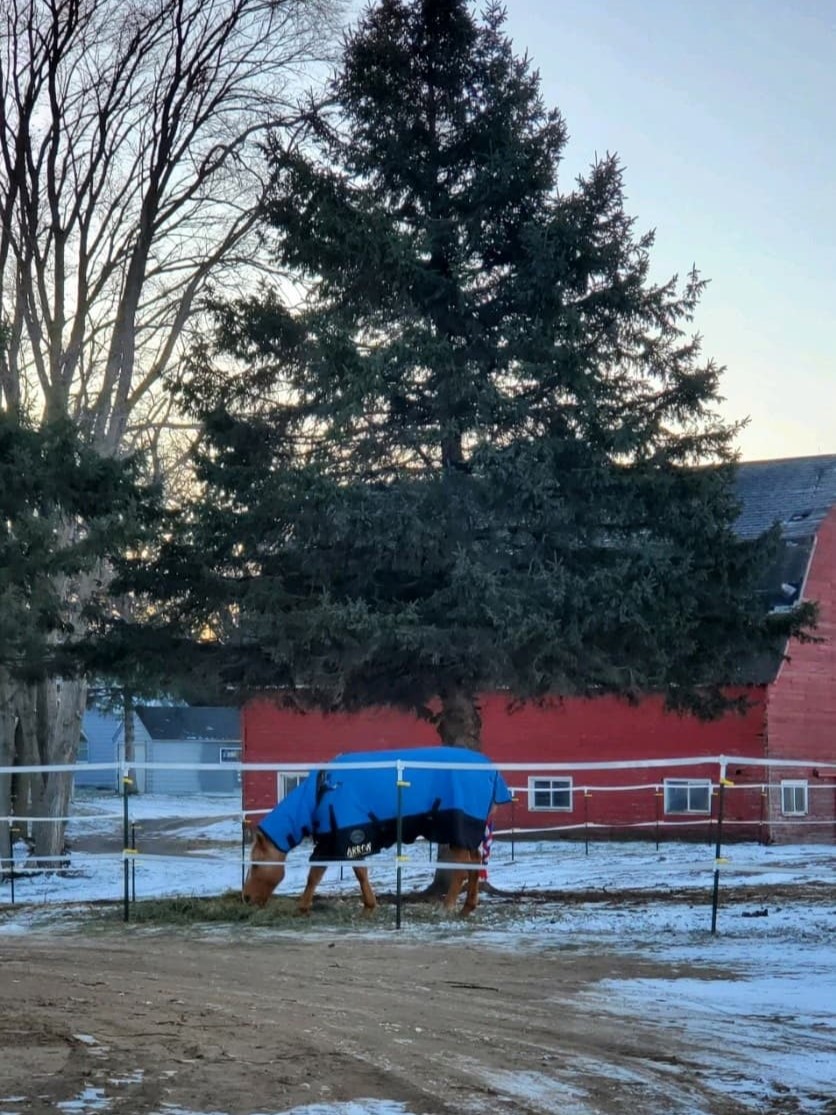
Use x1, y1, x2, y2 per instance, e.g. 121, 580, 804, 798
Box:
136, 706, 242, 794
76, 706, 241, 794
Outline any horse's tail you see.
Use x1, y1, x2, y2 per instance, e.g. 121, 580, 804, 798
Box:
479, 818, 494, 880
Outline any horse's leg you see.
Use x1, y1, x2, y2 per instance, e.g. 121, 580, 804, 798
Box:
441, 848, 469, 912
297, 865, 327, 914
461, 850, 482, 916
353, 866, 378, 913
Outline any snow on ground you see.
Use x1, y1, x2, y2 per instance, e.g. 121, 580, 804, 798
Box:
2, 792, 835, 1115
1, 790, 834, 942
45, 1100, 413, 1115
4, 790, 834, 909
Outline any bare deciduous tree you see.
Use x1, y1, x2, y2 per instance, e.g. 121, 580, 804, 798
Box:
0, 0, 338, 862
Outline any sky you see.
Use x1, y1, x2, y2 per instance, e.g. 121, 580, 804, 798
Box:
499, 0, 836, 462
341, 0, 835, 463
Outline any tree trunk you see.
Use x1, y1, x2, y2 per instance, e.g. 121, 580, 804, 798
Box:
436, 686, 482, 748
13, 677, 86, 869
122, 688, 138, 794
425, 687, 483, 896
0, 669, 16, 878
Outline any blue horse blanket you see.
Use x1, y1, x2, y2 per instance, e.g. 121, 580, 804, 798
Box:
259, 746, 512, 862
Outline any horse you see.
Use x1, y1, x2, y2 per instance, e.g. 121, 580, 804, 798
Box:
243, 745, 512, 915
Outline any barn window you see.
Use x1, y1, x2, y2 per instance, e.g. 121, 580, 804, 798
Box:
664, 779, 711, 814
278, 771, 308, 800
781, 780, 808, 816
528, 777, 573, 811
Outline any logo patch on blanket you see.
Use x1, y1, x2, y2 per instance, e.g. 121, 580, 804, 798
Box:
346, 828, 372, 858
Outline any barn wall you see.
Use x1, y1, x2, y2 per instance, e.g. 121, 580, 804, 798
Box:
243, 691, 768, 840
242, 703, 439, 821
479, 692, 767, 840
766, 507, 836, 842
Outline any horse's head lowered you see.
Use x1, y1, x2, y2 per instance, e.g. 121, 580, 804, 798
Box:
242, 829, 287, 906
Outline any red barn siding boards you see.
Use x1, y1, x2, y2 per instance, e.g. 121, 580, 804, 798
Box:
242, 701, 438, 823
243, 690, 768, 841
478, 692, 767, 841
766, 507, 836, 843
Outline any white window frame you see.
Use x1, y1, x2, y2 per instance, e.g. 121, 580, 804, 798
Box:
664, 778, 712, 815
528, 776, 573, 812
781, 780, 808, 816
277, 771, 308, 800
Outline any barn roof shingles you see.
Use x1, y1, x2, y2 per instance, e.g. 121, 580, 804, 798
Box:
734, 454, 836, 540
135, 706, 241, 742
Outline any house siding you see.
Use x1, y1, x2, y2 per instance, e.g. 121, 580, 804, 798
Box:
766, 506, 836, 843
75, 711, 122, 790
75, 711, 151, 792
146, 740, 242, 795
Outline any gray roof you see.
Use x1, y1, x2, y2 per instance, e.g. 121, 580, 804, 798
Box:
734, 454, 836, 540
727, 454, 836, 685
136, 706, 241, 742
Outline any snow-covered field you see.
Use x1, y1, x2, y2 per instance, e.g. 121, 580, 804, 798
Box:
3, 789, 833, 912
1, 792, 834, 1115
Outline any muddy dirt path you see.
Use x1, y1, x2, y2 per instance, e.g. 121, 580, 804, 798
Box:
0, 930, 807, 1115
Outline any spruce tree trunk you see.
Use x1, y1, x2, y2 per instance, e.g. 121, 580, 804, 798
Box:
0, 670, 16, 877
13, 677, 86, 869
425, 687, 482, 896
437, 686, 482, 749
123, 688, 138, 794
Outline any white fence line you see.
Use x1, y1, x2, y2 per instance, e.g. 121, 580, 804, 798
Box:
3, 780, 834, 829
3, 753, 836, 776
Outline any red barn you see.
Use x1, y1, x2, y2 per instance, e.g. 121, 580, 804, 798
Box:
243, 455, 836, 844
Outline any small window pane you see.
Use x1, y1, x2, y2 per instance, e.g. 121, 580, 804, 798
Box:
280, 773, 306, 799
533, 786, 553, 809
688, 784, 711, 813
781, 781, 808, 816
666, 785, 689, 813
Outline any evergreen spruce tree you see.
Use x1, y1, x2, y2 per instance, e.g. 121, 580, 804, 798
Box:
0, 411, 159, 860
160, 0, 812, 743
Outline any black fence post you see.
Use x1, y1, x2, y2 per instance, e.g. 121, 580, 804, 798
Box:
131, 823, 137, 904
8, 826, 15, 905
395, 761, 407, 930
122, 776, 132, 923
710, 770, 731, 935
583, 790, 591, 855
759, 786, 767, 845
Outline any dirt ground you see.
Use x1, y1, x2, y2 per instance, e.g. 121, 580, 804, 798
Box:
1, 926, 828, 1115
